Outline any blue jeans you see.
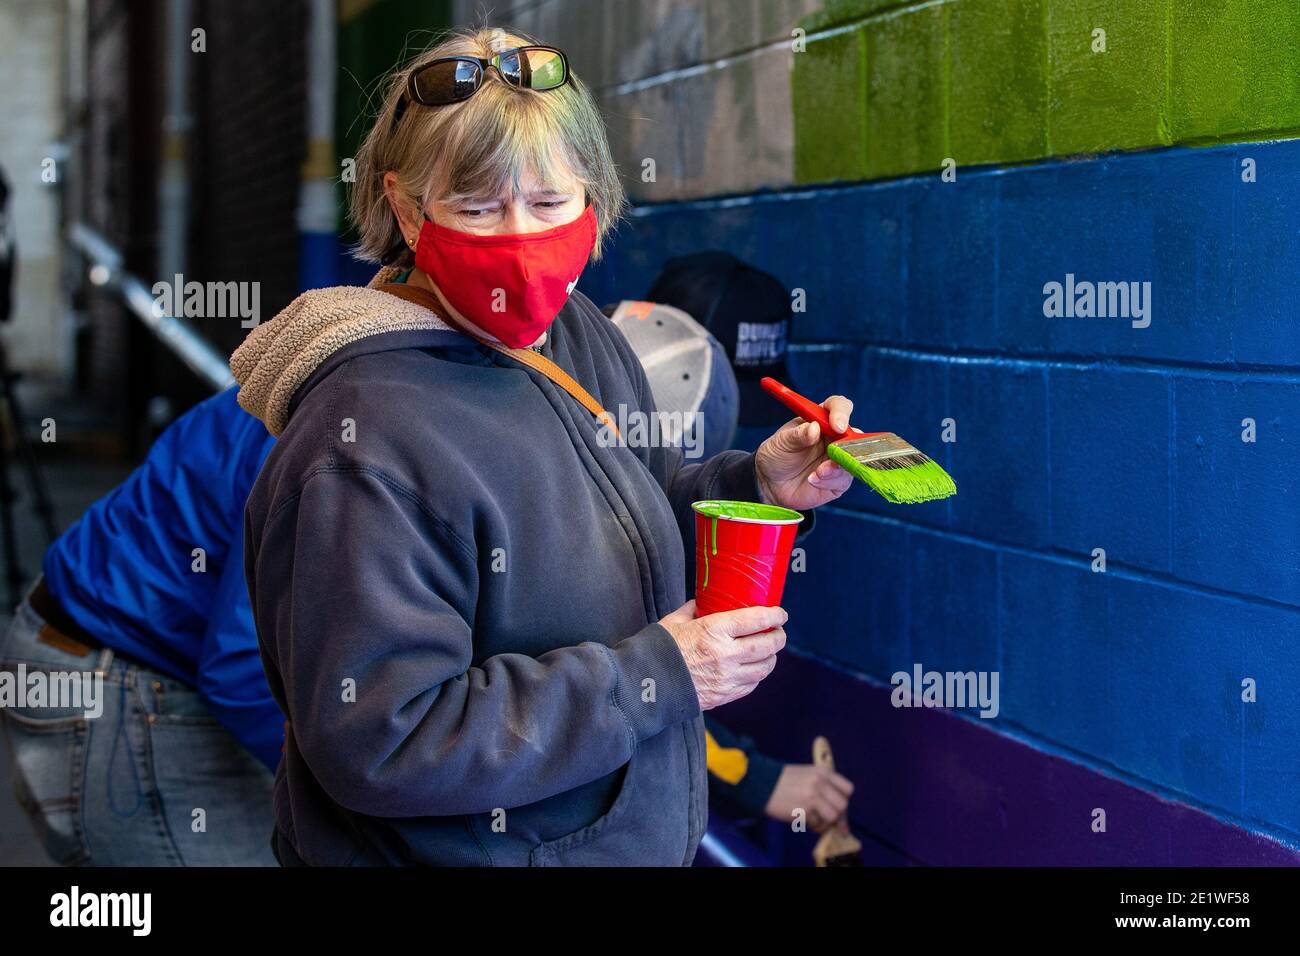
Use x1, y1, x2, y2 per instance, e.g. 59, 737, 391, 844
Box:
0, 596, 276, 865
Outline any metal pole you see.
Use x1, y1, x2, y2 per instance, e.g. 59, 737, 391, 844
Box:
157, 0, 192, 285
69, 224, 235, 392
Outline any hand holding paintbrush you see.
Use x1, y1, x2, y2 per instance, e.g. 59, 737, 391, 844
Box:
761, 377, 956, 505
751, 390, 859, 511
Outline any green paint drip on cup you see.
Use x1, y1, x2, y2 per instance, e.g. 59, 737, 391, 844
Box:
703, 515, 724, 587
703, 516, 716, 588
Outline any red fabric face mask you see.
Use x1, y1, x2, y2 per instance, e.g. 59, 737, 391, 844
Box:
414, 204, 598, 348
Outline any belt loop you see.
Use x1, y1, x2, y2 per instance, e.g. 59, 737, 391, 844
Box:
21, 575, 41, 605
95, 647, 114, 675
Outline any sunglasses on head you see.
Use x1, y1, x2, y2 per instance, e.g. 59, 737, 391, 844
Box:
392, 45, 570, 128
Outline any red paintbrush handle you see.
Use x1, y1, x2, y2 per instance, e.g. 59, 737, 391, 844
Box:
760, 376, 876, 441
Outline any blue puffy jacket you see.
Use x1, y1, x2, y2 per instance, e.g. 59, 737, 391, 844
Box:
41, 387, 281, 770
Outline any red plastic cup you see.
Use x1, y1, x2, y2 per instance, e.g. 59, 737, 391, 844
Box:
691, 500, 803, 616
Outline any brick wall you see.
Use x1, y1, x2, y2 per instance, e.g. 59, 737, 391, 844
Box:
461, 0, 1300, 858
461, 0, 1300, 198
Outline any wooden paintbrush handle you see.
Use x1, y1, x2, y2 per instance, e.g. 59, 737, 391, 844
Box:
811, 735, 862, 866
812, 735, 835, 771
813, 736, 851, 836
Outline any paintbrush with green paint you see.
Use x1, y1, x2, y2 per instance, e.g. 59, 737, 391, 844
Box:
760, 376, 956, 505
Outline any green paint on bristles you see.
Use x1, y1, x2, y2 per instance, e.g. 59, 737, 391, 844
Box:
826, 443, 957, 505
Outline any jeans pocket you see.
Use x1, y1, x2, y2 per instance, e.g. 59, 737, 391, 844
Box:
146, 716, 276, 866
0, 706, 90, 865
142, 674, 220, 723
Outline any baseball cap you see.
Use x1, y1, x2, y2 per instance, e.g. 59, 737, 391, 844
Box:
646, 251, 794, 428
606, 300, 739, 459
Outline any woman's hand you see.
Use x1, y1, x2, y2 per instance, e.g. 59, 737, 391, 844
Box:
658, 600, 787, 710
764, 763, 855, 831
753, 395, 856, 511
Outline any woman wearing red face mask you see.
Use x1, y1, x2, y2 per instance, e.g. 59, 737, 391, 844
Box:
230, 27, 855, 867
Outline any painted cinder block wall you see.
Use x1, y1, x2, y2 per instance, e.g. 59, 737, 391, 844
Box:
459, 0, 1300, 862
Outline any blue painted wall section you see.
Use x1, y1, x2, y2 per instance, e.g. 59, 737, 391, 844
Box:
582, 139, 1300, 857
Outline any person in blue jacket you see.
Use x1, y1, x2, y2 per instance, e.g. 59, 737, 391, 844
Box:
0, 387, 279, 866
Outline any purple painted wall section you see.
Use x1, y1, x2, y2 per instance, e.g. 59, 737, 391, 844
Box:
715, 650, 1300, 866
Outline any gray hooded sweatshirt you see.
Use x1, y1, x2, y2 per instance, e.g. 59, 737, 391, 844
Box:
230, 267, 812, 866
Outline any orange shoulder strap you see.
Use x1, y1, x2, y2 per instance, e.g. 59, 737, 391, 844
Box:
378, 282, 620, 440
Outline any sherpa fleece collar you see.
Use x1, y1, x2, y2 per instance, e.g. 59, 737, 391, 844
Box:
229, 266, 458, 436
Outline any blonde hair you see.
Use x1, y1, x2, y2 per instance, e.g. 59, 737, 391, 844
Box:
349, 27, 626, 267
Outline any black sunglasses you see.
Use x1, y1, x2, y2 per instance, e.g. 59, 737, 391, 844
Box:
392, 46, 570, 128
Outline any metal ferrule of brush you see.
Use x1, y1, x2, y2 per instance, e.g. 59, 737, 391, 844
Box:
836, 433, 932, 470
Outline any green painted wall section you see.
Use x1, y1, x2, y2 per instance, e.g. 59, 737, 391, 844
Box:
865, 5, 948, 180
1171, 0, 1300, 142
1047, 0, 1171, 155
793, 0, 1300, 185
801, 0, 907, 33
792, 27, 869, 183
949, 0, 1048, 166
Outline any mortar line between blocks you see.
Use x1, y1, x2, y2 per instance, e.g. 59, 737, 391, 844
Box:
817, 504, 1300, 615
